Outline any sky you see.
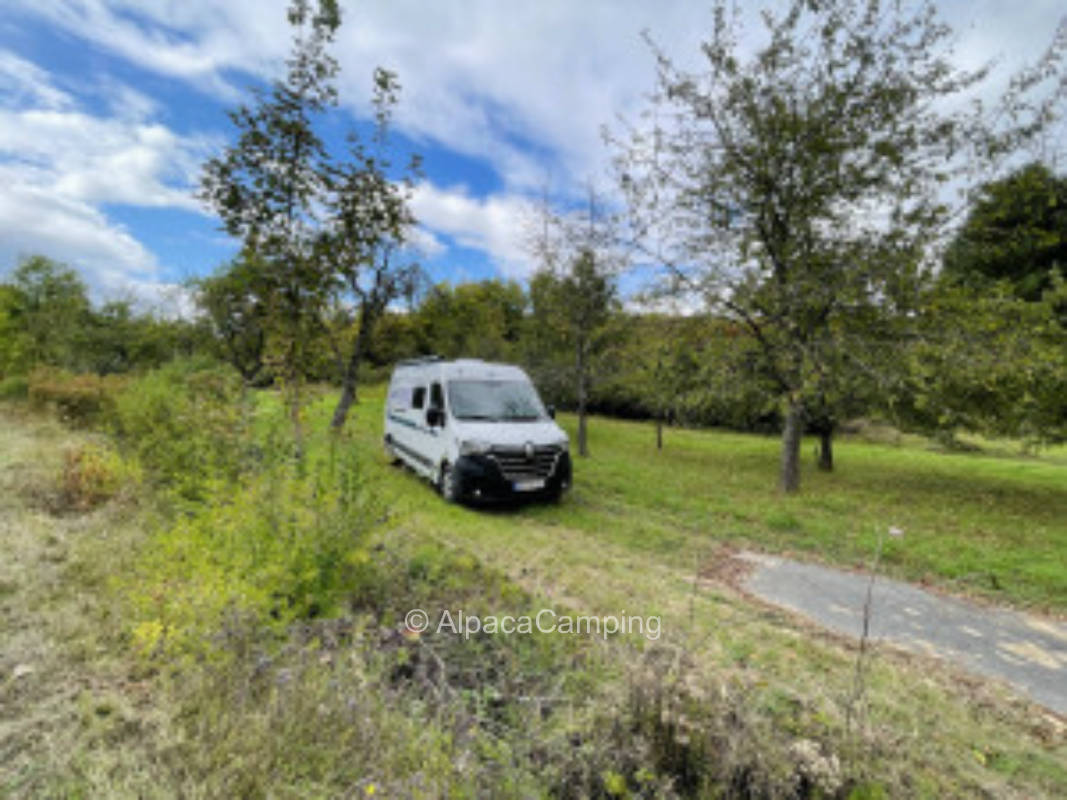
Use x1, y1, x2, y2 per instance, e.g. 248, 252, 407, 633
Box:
1, 0, 1064, 313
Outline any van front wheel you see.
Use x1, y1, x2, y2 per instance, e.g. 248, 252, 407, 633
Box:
439, 463, 461, 503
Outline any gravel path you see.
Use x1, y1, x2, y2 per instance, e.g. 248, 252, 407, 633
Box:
737, 551, 1067, 715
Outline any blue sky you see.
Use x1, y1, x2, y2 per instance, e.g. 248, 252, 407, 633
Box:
1, 0, 1064, 313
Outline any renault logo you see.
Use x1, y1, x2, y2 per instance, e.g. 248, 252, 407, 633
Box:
524, 441, 535, 460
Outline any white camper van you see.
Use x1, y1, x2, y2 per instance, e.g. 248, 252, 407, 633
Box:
383, 358, 572, 503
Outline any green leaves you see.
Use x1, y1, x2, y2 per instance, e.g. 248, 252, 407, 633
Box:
6, 255, 90, 371
414, 280, 526, 362
197, 0, 419, 433
943, 163, 1067, 302
615, 0, 1065, 489
893, 282, 1067, 444
195, 252, 271, 384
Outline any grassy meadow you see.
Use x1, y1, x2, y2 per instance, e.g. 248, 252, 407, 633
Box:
345, 383, 1067, 613
2, 373, 1066, 798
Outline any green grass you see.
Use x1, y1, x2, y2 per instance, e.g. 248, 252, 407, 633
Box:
310, 385, 1067, 796
341, 383, 1067, 612
4, 388, 1067, 799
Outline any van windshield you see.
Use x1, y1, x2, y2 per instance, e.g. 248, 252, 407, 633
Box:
447, 380, 547, 422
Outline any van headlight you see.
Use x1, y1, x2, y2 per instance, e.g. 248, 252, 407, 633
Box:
557, 439, 569, 452
459, 439, 492, 456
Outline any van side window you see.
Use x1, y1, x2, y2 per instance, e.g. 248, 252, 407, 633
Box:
429, 382, 444, 410
388, 386, 408, 411
412, 386, 426, 409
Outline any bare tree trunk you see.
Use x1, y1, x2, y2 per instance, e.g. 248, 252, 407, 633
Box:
780, 400, 804, 493
330, 309, 371, 432
656, 415, 663, 450
286, 348, 305, 462
818, 428, 834, 472
289, 398, 304, 459
330, 370, 357, 432
576, 338, 589, 457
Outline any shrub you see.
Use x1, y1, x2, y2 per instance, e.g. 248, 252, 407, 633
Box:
56, 443, 141, 513
0, 374, 29, 399
27, 367, 126, 427
124, 439, 381, 657
109, 357, 251, 499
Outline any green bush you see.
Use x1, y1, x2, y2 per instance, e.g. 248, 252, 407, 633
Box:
125, 440, 380, 658
0, 374, 29, 399
109, 357, 251, 500
56, 442, 141, 513
27, 367, 126, 427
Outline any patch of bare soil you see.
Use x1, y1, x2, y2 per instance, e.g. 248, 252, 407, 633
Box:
696, 544, 757, 588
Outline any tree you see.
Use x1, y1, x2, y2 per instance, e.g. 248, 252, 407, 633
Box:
892, 162, 1067, 446
195, 251, 271, 385
6, 255, 90, 371
200, 0, 418, 440
324, 69, 421, 431
529, 251, 618, 457
83, 300, 137, 375
199, 0, 341, 450
528, 188, 622, 457
0, 283, 28, 377
2, 255, 211, 378
326, 239, 420, 430
619, 313, 704, 450
365, 310, 423, 366
892, 278, 1067, 445
643, 325, 681, 451
415, 279, 527, 361
942, 162, 1067, 302
615, 0, 1064, 492
800, 338, 885, 472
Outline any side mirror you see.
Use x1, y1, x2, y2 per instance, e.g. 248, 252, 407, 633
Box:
546, 405, 556, 420
426, 407, 444, 428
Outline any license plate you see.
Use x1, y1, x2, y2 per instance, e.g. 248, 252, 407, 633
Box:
513, 479, 545, 492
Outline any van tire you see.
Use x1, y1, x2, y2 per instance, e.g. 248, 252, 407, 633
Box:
439, 463, 461, 503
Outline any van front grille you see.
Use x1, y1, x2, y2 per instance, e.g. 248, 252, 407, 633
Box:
487, 445, 561, 482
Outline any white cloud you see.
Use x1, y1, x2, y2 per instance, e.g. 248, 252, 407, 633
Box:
0, 170, 155, 276
0, 109, 211, 210
8, 0, 279, 98
0, 175, 196, 312
99, 77, 160, 121
12, 1, 1064, 201
4, 1, 1064, 299
16, 1, 1064, 205
622, 294, 703, 317
410, 182, 537, 278
0, 50, 218, 303
8, 0, 709, 197
404, 225, 447, 260
0, 50, 74, 109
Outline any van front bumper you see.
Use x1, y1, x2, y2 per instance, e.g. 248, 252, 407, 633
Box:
452, 452, 572, 502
